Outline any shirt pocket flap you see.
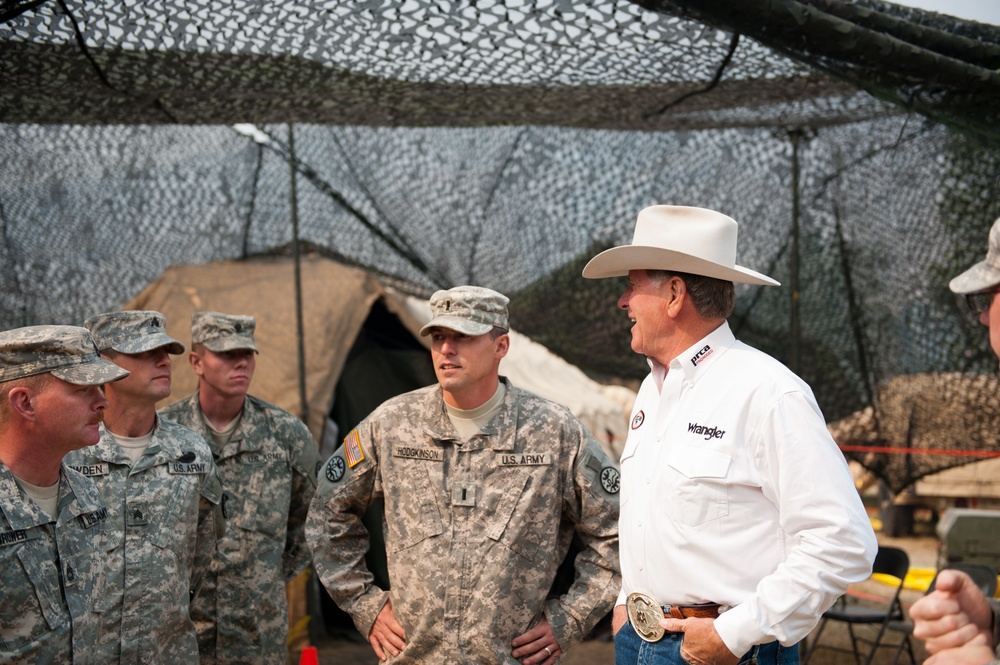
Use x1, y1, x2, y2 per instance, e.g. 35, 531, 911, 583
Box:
666, 446, 731, 479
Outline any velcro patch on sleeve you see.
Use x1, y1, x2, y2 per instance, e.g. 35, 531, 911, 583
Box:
344, 429, 366, 469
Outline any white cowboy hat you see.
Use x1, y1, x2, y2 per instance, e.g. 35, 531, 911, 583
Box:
582, 205, 780, 286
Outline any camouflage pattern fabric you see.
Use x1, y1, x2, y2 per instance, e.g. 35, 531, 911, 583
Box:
160, 392, 319, 665
306, 379, 621, 663
0, 462, 110, 664
62, 416, 224, 664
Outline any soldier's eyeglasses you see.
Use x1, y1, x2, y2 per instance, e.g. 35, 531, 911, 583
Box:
965, 288, 1000, 314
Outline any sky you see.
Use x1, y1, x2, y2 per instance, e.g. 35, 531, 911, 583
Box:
890, 0, 1000, 25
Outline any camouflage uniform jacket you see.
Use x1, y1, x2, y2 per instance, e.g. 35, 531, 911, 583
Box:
160, 393, 319, 665
306, 379, 621, 664
62, 416, 224, 664
0, 462, 110, 664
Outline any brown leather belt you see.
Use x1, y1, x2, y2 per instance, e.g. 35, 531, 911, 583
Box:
663, 603, 724, 620
627, 593, 727, 642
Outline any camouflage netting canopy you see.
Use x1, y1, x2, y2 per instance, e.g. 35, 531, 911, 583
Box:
2, 0, 1000, 493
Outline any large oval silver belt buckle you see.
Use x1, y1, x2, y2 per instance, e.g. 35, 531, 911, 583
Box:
626, 591, 665, 643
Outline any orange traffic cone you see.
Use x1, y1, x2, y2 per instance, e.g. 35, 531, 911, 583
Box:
299, 646, 319, 665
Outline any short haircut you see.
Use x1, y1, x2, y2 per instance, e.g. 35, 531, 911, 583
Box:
647, 269, 735, 319
488, 326, 508, 340
0, 373, 54, 431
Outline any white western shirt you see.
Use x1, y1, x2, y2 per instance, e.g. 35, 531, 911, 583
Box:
617, 321, 876, 655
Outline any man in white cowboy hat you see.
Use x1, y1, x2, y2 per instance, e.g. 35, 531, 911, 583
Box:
909, 216, 1000, 665
583, 205, 877, 665
0, 325, 129, 663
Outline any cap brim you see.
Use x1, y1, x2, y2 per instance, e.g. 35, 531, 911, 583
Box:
202, 338, 258, 353
51, 358, 130, 386
582, 246, 780, 286
949, 260, 1000, 294
110, 333, 185, 355
419, 317, 495, 337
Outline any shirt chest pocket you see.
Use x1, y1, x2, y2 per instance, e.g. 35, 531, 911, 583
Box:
0, 536, 68, 650
231, 457, 289, 538
664, 446, 731, 527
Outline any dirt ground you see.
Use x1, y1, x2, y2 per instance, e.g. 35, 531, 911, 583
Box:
290, 533, 940, 665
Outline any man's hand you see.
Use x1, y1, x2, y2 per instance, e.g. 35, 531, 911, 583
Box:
911, 570, 995, 655
368, 597, 406, 662
612, 604, 628, 636
659, 617, 738, 665
511, 615, 562, 664
922, 640, 996, 665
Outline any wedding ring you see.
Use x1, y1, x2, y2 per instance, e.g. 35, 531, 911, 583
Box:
544, 646, 552, 656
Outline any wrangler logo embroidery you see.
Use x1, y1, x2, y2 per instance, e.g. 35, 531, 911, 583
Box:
688, 422, 726, 440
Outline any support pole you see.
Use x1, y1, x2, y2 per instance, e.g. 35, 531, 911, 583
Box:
789, 129, 804, 374
288, 124, 309, 424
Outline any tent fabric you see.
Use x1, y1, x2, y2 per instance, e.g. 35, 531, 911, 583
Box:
127, 254, 382, 440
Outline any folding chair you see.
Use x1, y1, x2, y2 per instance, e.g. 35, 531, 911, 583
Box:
888, 562, 998, 665
802, 545, 910, 665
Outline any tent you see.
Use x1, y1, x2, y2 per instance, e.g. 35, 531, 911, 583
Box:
128, 253, 634, 461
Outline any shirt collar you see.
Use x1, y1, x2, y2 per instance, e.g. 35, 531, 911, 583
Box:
650, 320, 736, 390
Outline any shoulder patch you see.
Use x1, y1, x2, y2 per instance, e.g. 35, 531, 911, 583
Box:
344, 430, 365, 469
599, 466, 620, 494
325, 454, 346, 483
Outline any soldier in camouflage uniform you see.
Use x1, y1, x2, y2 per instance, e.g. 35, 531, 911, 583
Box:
63, 311, 224, 664
159, 311, 319, 665
306, 286, 621, 664
0, 325, 129, 663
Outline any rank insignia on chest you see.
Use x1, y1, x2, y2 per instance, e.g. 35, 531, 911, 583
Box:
451, 482, 476, 507
126, 502, 149, 526
344, 430, 365, 469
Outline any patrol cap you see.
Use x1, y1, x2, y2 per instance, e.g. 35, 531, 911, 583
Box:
84, 311, 185, 355
419, 286, 509, 337
191, 311, 258, 353
950, 216, 1000, 294
0, 325, 130, 385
